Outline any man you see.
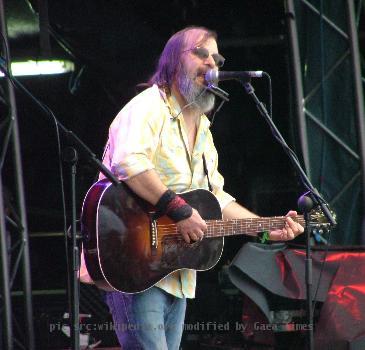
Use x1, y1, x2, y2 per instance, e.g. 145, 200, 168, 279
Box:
81, 26, 304, 349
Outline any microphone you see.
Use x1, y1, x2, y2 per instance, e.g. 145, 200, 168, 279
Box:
205, 69, 264, 84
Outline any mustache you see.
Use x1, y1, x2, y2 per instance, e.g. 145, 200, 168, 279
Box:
178, 65, 207, 80
194, 69, 209, 80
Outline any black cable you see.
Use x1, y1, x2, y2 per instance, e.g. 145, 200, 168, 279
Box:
318, 0, 326, 196
209, 99, 226, 127
311, 228, 332, 313
0, 31, 71, 316
242, 73, 333, 330
309, 0, 332, 318
265, 107, 332, 316
263, 71, 273, 118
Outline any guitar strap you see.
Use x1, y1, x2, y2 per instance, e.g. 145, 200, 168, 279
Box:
202, 153, 213, 192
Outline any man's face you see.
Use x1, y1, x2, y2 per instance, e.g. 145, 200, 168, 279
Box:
176, 37, 221, 113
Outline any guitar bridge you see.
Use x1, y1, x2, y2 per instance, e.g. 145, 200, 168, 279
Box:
149, 214, 158, 252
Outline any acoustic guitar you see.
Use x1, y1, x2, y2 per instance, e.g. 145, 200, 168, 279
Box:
81, 179, 329, 293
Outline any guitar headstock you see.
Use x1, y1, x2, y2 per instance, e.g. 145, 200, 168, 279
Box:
308, 207, 337, 234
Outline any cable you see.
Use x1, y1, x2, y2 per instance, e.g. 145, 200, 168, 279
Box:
242, 72, 333, 326
306, 1, 332, 315
263, 71, 273, 118
0, 31, 71, 315
210, 99, 226, 127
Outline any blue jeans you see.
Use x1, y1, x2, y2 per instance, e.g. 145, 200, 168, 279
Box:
104, 287, 186, 350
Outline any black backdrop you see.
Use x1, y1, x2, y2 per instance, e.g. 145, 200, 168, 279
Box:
6, 0, 303, 235
4, 1, 308, 347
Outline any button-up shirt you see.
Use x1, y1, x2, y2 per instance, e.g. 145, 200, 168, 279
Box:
83, 84, 235, 298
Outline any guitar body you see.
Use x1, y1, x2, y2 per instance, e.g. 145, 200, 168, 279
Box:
81, 179, 223, 293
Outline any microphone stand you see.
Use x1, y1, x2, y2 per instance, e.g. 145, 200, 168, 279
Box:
240, 78, 336, 350
0, 65, 120, 350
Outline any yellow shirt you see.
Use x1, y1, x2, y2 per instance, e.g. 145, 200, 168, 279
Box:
97, 84, 235, 298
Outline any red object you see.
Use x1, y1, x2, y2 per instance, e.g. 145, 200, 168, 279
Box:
229, 243, 365, 349
166, 195, 187, 212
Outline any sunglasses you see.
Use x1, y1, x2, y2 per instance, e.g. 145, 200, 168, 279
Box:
183, 46, 225, 68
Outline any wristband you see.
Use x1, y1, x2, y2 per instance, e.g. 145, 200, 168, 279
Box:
155, 189, 193, 222
258, 231, 270, 244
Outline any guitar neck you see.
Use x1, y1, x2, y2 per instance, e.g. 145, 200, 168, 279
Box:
205, 215, 305, 238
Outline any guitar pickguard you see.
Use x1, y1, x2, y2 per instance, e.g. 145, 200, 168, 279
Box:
161, 237, 202, 269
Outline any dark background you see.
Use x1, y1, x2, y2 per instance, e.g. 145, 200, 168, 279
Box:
5, 0, 303, 233
3, 1, 327, 348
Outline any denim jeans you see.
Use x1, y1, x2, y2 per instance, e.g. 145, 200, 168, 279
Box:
104, 287, 186, 350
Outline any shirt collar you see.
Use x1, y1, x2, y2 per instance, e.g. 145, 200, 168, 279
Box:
166, 92, 181, 119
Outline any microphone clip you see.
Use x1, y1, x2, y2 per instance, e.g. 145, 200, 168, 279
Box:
206, 84, 229, 102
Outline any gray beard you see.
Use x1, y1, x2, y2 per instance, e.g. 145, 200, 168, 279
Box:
177, 70, 215, 114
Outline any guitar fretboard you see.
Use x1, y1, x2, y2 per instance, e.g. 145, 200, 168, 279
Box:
205, 216, 305, 238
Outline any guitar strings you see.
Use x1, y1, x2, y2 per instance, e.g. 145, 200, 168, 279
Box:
156, 217, 307, 241
157, 217, 302, 231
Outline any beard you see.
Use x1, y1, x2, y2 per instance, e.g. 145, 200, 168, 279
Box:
176, 66, 215, 114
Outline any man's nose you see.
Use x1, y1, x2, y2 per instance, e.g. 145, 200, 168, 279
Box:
204, 54, 216, 68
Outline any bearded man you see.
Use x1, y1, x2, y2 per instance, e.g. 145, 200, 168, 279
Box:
81, 26, 304, 349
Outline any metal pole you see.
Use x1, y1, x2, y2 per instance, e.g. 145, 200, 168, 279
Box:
65, 148, 80, 350
0, 177, 13, 350
346, 0, 365, 243
0, 0, 35, 348
285, 0, 311, 178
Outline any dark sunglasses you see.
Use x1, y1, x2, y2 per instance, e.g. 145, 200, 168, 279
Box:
183, 46, 225, 68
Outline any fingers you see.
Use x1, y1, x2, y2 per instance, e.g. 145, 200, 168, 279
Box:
262, 210, 306, 242
181, 230, 204, 243
285, 218, 296, 238
286, 210, 298, 217
281, 224, 295, 240
282, 215, 304, 240
189, 231, 203, 241
177, 209, 206, 243
287, 216, 304, 233
181, 232, 191, 244
268, 213, 304, 241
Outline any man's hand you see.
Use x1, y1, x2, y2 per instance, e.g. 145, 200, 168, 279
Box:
176, 208, 207, 243
268, 210, 304, 241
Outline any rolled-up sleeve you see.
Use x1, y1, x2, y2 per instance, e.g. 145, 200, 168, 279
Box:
103, 90, 164, 180
212, 175, 235, 211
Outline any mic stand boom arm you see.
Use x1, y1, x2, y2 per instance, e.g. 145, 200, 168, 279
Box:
241, 79, 336, 350
242, 81, 336, 226
206, 84, 230, 102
